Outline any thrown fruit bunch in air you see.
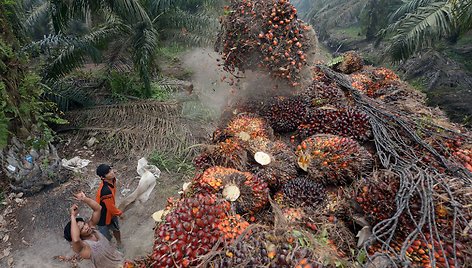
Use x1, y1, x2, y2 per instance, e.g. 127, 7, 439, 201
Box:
218, 0, 312, 85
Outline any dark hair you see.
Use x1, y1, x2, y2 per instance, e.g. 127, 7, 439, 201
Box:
64, 217, 85, 242
96, 164, 112, 178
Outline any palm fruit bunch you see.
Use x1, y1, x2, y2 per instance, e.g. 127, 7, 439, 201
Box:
324, 221, 358, 260
297, 107, 371, 141
331, 51, 364, 74
281, 176, 326, 209
210, 226, 323, 267
192, 166, 269, 213
281, 207, 305, 223
350, 66, 400, 97
368, 233, 467, 268
150, 194, 230, 268
249, 140, 298, 190
296, 134, 372, 185
259, 95, 310, 133
301, 80, 348, 108
217, 214, 250, 242
354, 171, 404, 226
431, 176, 472, 243
193, 138, 248, 170
222, 113, 274, 141
452, 148, 472, 172
217, 0, 312, 84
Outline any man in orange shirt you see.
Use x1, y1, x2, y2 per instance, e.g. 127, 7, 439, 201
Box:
95, 164, 123, 250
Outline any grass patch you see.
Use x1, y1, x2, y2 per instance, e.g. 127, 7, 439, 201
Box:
157, 44, 188, 62
150, 82, 172, 101
407, 77, 427, 92
330, 26, 364, 41
181, 99, 219, 122
149, 150, 195, 176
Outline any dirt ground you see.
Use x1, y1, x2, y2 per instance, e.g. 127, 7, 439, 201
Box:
0, 48, 230, 268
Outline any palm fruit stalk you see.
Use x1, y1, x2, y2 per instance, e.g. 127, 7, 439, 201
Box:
217, 214, 250, 242
218, 113, 274, 141
368, 233, 468, 268
192, 166, 269, 214
296, 134, 372, 185
350, 66, 400, 98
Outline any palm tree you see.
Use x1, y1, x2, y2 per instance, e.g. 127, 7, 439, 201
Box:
25, 0, 223, 98
25, 0, 158, 97
379, 0, 472, 61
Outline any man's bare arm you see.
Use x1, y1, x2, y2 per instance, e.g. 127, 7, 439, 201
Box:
73, 192, 101, 226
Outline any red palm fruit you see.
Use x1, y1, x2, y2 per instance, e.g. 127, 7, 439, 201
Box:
296, 134, 372, 185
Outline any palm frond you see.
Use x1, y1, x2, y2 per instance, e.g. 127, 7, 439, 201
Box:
103, 40, 134, 73
131, 23, 159, 97
43, 80, 96, 111
303, 0, 370, 29
103, 0, 152, 25
387, 1, 453, 61
24, 1, 50, 31
389, 0, 436, 22
157, 7, 219, 47
452, 0, 472, 32
43, 22, 124, 80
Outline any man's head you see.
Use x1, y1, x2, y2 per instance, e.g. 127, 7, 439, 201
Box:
96, 164, 114, 179
64, 217, 93, 241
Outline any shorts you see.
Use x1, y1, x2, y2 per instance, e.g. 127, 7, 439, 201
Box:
97, 216, 120, 241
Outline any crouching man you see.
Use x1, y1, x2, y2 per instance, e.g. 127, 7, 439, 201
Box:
63, 191, 124, 268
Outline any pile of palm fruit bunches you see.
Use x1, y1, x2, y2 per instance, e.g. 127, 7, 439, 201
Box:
123, 1, 471, 268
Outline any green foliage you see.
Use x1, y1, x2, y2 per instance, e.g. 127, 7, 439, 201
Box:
356, 248, 368, 265
0, 82, 10, 149
150, 82, 171, 101
149, 150, 195, 175
379, 0, 472, 61
327, 56, 345, 67
408, 77, 427, 92
156, 44, 187, 61
108, 71, 144, 99
359, 0, 402, 40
